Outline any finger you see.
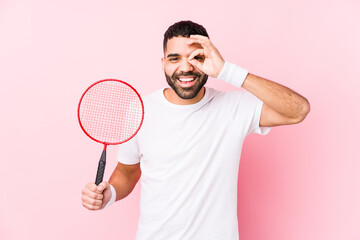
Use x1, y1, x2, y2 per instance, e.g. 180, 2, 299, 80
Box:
83, 183, 99, 195
82, 188, 104, 200
189, 35, 211, 46
97, 181, 109, 193
188, 59, 203, 70
82, 201, 101, 211
189, 34, 209, 41
85, 182, 98, 192
186, 38, 201, 45
82, 194, 103, 206
188, 49, 204, 62
186, 38, 208, 49
82, 183, 105, 200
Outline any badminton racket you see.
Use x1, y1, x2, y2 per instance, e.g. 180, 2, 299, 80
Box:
77, 79, 144, 185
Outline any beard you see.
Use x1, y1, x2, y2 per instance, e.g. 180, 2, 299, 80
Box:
165, 70, 208, 99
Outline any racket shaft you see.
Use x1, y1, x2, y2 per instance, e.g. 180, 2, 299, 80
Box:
95, 150, 106, 186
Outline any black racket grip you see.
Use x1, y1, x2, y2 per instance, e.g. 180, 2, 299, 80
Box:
95, 150, 106, 186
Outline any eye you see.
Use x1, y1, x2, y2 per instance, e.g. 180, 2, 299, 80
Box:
194, 55, 204, 61
169, 57, 179, 62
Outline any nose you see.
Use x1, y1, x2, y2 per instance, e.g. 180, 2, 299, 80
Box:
179, 59, 194, 72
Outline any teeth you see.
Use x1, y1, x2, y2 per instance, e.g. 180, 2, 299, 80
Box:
178, 77, 195, 82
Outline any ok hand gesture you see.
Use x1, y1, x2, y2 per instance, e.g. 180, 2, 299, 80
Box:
187, 35, 225, 78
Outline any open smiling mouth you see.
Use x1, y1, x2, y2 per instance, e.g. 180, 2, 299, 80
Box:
177, 76, 197, 87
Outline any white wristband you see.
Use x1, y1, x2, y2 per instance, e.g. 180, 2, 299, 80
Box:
103, 184, 116, 209
217, 61, 248, 88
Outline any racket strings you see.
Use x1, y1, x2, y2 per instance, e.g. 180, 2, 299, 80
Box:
79, 81, 143, 144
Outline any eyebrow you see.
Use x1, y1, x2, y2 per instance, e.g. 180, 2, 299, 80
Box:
166, 53, 180, 58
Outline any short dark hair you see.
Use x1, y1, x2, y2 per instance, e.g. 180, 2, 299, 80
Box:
163, 20, 209, 52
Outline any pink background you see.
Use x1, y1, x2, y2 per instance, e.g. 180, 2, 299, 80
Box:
1, 0, 359, 239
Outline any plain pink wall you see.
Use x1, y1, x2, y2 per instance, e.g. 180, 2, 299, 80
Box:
1, 0, 359, 239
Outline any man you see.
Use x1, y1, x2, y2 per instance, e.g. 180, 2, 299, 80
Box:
81, 21, 310, 239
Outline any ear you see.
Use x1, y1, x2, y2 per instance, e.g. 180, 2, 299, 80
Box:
161, 57, 164, 71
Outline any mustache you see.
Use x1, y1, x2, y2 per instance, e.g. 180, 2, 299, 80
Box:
172, 71, 201, 79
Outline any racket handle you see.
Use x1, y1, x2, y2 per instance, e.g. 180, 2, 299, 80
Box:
95, 150, 106, 186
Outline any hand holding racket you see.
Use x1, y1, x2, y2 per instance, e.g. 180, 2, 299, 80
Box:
81, 182, 112, 210
78, 79, 144, 209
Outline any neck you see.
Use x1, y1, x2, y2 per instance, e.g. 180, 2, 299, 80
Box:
163, 87, 205, 105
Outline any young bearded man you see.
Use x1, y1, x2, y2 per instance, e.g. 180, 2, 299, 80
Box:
81, 20, 310, 240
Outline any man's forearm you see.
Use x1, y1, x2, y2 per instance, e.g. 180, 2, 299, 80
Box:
242, 73, 310, 121
109, 166, 141, 201
187, 36, 310, 122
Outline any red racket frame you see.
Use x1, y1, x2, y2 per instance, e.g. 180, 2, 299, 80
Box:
77, 79, 144, 150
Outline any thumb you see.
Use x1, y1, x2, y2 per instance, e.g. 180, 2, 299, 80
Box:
96, 181, 110, 193
188, 49, 204, 70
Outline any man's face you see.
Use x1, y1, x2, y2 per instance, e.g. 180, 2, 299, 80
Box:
162, 37, 208, 100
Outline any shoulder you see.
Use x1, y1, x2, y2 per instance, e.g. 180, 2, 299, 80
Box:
141, 89, 164, 107
142, 89, 163, 102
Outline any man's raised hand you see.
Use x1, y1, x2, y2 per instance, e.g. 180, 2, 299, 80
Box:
187, 35, 225, 78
